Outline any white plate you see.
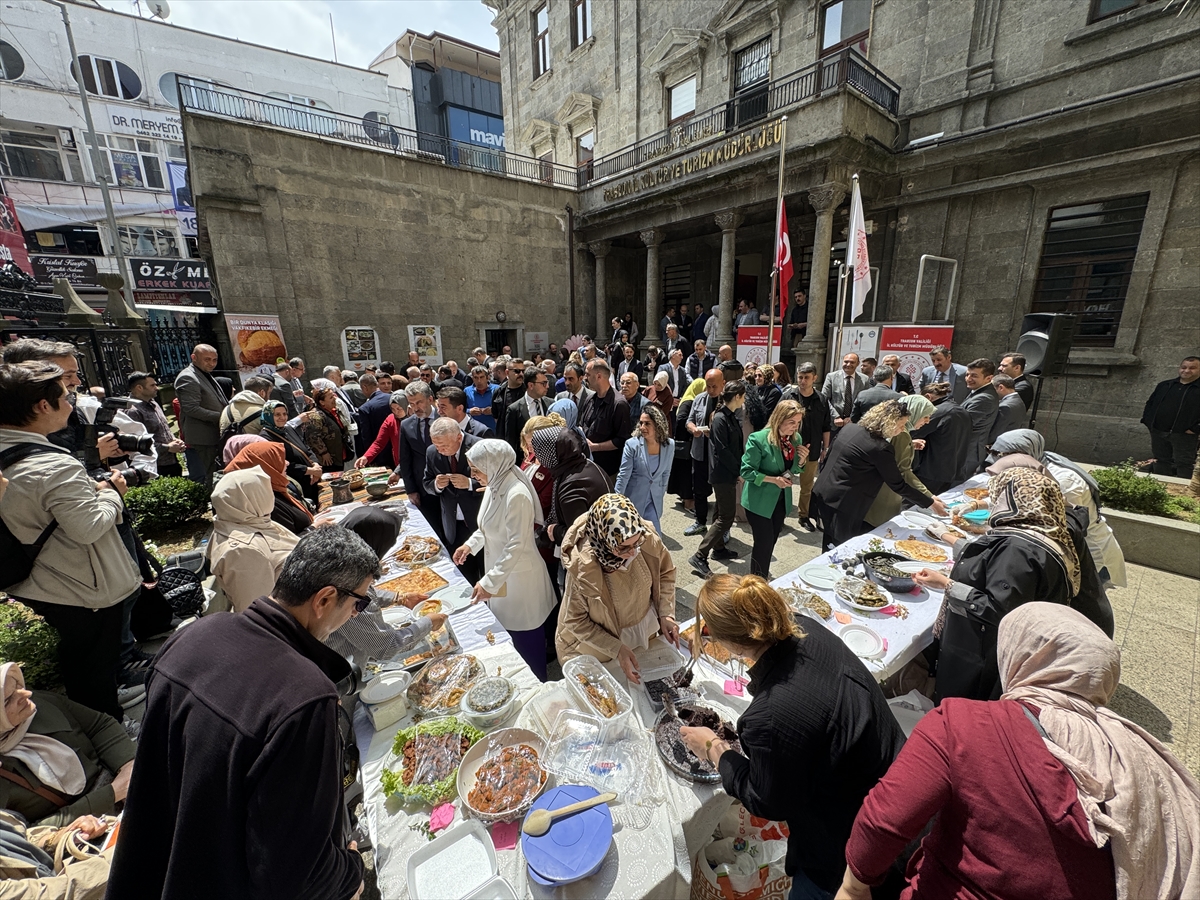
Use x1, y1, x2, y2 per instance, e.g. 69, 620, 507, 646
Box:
900, 511, 942, 529
381, 605, 413, 626
432, 585, 473, 612
840, 624, 885, 659
892, 559, 949, 575
836, 583, 894, 614
360, 670, 411, 704
798, 562, 840, 590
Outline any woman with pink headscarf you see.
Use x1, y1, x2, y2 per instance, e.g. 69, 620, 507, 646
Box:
838, 602, 1199, 900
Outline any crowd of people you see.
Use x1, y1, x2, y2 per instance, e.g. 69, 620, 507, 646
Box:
0, 329, 1196, 899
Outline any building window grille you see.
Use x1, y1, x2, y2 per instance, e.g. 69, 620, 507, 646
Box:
0, 41, 25, 80
668, 76, 697, 125
820, 0, 871, 56
533, 5, 551, 78
1088, 0, 1159, 23
1031, 193, 1150, 347
733, 38, 770, 91
571, 0, 592, 49
664, 264, 691, 308
72, 55, 141, 100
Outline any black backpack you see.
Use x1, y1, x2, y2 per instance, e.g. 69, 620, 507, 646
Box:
0, 443, 71, 590
217, 407, 261, 457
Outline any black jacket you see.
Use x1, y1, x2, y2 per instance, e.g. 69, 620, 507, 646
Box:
791, 389, 831, 455
265, 426, 319, 483
106, 598, 362, 900
492, 383, 525, 438
1141, 377, 1200, 434
397, 415, 435, 501
1013, 375, 1035, 409
423, 433, 484, 541
538, 429, 611, 547
719, 631, 905, 891
911, 397, 972, 493
894, 372, 915, 395
579, 387, 631, 476
708, 405, 744, 484
353, 390, 392, 454
270, 376, 299, 420
850, 384, 900, 423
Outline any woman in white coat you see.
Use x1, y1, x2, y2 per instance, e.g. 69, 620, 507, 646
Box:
453, 439, 557, 680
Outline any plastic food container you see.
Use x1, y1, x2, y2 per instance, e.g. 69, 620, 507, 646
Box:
461, 676, 518, 730
463, 876, 519, 900
563, 655, 633, 726
360, 670, 411, 730
407, 819, 498, 900
543, 709, 645, 799
634, 638, 693, 713
457, 727, 548, 823
521, 681, 574, 738
521, 784, 614, 886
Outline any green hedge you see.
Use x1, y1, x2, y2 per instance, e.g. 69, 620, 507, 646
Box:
0, 601, 60, 690
124, 476, 210, 533
1093, 462, 1200, 524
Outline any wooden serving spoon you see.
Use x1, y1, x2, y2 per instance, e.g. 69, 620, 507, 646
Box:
521, 791, 617, 837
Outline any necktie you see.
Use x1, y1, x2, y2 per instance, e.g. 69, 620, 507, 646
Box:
936, 371, 945, 384
420, 417, 429, 445
537, 398, 546, 416
842, 375, 854, 418
449, 455, 458, 474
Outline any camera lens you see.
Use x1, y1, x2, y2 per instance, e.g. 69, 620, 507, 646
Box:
116, 433, 156, 456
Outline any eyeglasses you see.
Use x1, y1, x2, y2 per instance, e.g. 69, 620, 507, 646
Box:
342, 587, 372, 614
614, 534, 646, 556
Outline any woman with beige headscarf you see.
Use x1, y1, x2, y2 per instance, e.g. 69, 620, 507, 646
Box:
864, 394, 937, 527
838, 602, 1199, 900
206, 468, 299, 613
0, 663, 136, 827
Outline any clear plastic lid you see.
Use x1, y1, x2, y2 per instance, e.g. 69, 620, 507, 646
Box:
562, 655, 634, 724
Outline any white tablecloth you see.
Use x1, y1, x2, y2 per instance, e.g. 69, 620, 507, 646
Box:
768, 474, 988, 681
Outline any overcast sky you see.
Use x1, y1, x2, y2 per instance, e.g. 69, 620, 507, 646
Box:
97, 0, 499, 68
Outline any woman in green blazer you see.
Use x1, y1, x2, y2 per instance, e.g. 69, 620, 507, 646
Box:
741, 399, 810, 578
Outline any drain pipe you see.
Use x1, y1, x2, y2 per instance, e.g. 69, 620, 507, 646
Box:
566, 204, 576, 337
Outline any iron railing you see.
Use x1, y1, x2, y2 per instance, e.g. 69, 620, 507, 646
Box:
178, 83, 581, 190
588, 48, 899, 185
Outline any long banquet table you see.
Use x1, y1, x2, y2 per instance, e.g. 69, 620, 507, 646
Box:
351, 476, 987, 898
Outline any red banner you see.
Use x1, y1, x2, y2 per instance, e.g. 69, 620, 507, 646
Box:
775, 203, 793, 320
879, 326, 955, 384
736, 326, 782, 367
0, 198, 33, 275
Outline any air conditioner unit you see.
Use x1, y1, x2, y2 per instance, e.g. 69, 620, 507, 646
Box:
59, 129, 76, 148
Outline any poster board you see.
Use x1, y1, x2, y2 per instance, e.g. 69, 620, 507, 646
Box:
341, 326, 382, 374
878, 325, 955, 385
837, 325, 880, 362
225, 313, 289, 386
408, 325, 443, 366
735, 326, 781, 367
525, 331, 549, 355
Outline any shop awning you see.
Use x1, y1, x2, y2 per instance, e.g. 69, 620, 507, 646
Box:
136, 303, 219, 314
16, 202, 176, 231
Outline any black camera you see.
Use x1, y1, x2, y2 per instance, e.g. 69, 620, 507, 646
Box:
83, 397, 155, 473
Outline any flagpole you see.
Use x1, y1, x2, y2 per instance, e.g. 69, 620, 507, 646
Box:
768, 116, 788, 368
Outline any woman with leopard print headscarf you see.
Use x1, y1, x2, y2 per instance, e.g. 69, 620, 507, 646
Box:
556, 493, 678, 682
915, 465, 1104, 702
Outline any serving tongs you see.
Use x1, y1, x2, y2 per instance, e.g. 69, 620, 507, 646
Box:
677, 614, 703, 688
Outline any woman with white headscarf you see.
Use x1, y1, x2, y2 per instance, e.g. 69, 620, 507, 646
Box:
206, 468, 299, 613
452, 439, 557, 680
988, 428, 1126, 587
0, 663, 136, 826
838, 602, 1199, 900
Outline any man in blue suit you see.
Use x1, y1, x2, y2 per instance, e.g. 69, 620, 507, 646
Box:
917, 345, 969, 403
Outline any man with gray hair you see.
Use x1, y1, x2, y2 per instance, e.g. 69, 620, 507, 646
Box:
270, 361, 299, 420
174, 343, 225, 486
108, 526, 375, 900
850, 364, 900, 423
880, 354, 914, 395
424, 416, 483, 578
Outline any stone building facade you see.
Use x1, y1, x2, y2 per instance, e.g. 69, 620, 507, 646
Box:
484, 0, 1200, 462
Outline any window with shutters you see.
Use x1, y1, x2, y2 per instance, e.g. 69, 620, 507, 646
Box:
668, 76, 697, 126
1030, 193, 1149, 347
664, 264, 691, 308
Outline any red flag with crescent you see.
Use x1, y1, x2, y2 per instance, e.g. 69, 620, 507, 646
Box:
775, 202, 793, 319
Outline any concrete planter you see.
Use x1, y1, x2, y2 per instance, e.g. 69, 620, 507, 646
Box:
1102, 508, 1200, 579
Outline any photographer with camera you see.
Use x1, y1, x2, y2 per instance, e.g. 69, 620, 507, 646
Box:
0, 361, 141, 722
126, 371, 186, 478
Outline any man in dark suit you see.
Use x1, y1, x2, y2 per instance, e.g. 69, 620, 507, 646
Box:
491, 358, 527, 439
435, 385, 494, 439
911, 382, 972, 494
988, 375, 1029, 443
658, 348, 688, 399
850, 365, 901, 423
998, 352, 1035, 409
880, 354, 915, 394
389, 382, 442, 539
270, 362, 299, 419
503, 367, 551, 455
917, 346, 969, 403
662, 324, 688, 359
424, 418, 484, 582
959, 358, 1000, 480
616, 344, 644, 382
174, 344, 226, 487
354, 373, 394, 453
820, 353, 869, 437
691, 302, 710, 343
555, 362, 593, 407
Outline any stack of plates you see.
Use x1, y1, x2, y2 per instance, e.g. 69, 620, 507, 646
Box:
521, 784, 613, 886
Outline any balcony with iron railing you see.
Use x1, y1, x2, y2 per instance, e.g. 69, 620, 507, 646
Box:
584, 48, 900, 187
177, 82, 581, 190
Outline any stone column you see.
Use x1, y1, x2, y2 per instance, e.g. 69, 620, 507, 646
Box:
797, 183, 847, 379
639, 227, 664, 349
714, 209, 744, 346
588, 241, 612, 340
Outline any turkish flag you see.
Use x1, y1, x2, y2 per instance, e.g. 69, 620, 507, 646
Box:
775, 202, 793, 320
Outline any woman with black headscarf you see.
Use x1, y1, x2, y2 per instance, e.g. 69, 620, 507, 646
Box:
531, 426, 611, 556
324, 507, 446, 670
260, 400, 322, 508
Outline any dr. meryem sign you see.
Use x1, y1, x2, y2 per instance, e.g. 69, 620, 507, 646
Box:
131, 258, 210, 292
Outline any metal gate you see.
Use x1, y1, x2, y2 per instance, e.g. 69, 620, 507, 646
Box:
0, 323, 151, 397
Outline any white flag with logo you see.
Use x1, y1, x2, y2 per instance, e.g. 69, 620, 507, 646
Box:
847, 178, 872, 321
